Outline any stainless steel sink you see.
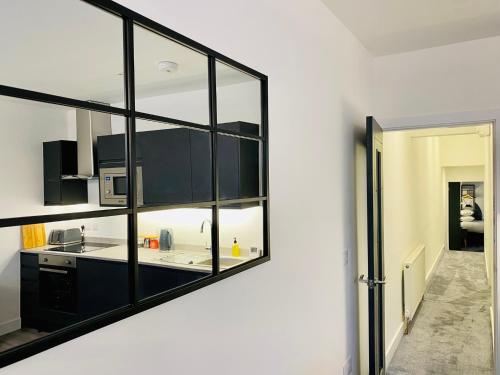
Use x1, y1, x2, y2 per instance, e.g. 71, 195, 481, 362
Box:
197, 257, 245, 268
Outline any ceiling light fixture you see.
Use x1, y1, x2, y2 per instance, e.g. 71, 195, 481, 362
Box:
158, 60, 179, 73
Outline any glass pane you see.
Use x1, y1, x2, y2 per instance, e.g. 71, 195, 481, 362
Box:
134, 25, 209, 125
136, 119, 212, 207
218, 202, 264, 271
217, 134, 262, 200
0, 215, 128, 353
0, 95, 127, 219
216, 61, 261, 136
138, 207, 212, 300
0, 1, 124, 107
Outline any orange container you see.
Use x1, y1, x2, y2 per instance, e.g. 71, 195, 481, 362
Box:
150, 239, 159, 249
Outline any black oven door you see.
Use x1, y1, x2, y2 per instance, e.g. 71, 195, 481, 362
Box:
39, 266, 77, 313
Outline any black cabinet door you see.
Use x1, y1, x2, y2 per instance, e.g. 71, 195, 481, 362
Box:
20, 254, 40, 327
190, 130, 212, 202
218, 135, 260, 200
43, 141, 63, 204
239, 138, 260, 198
141, 128, 192, 204
77, 258, 129, 317
176, 269, 206, 285
97, 134, 125, 164
138, 264, 206, 300
43, 141, 87, 205
97, 133, 143, 166
218, 135, 240, 200
138, 264, 178, 299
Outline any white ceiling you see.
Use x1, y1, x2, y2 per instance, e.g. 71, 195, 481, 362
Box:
322, 0, 500, 56
0, 0, 253, 105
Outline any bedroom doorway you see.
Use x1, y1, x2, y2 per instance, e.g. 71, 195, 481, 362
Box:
449, 181, 486, 253
358, 120, 496, 374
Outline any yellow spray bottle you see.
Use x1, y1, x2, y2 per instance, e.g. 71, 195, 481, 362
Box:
231, 237, 240, 257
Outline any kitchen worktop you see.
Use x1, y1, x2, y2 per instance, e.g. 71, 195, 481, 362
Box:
21, 239, 249, 273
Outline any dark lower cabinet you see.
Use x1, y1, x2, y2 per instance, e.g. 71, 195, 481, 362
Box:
138, 264, 207, 300
77, 258, 129, 318
21, 253, 207, 331
20, 254, 41, 329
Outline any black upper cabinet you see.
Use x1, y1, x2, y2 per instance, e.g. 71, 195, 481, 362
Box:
97, 128, 212, 206
190, 130, 213, 202
43, 140, 88, 205
218, 135, 260, 200
141, 129, 192, 204
218, 121, 260, 137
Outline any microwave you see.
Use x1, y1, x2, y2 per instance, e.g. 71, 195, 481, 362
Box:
99, 166, 143, 206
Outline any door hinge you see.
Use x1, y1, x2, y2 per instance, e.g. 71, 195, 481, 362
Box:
359, 274, 386, 289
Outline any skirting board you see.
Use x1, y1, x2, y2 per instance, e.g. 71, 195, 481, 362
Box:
386, 322, 404, 366
0, 317, 21, 337
425, 244, 445, 287
491, 305, 495, 350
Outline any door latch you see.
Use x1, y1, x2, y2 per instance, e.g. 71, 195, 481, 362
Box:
359, 274, 386, 289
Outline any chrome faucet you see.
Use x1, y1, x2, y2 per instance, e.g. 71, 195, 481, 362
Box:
200, 219, 212, 250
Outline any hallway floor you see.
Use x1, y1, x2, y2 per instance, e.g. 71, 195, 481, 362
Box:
387, 250, 493, 375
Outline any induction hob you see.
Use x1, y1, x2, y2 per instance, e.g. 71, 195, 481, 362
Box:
47, 242, 116, 254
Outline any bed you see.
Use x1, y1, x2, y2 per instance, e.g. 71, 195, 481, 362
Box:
460, 220, 484, 234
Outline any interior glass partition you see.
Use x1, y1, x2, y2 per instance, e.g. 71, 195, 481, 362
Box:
0, 0, 269, 368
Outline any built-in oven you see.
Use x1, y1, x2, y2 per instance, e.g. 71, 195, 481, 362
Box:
99, 166, 143, 206
38, 254, 77, 314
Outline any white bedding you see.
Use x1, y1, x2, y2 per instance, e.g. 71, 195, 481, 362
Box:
460, 220, 484, 233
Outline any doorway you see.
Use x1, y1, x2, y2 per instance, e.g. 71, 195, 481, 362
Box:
358, 119, 496, 375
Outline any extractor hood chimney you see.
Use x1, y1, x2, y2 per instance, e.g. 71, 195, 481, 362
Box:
76, 108, 112, 178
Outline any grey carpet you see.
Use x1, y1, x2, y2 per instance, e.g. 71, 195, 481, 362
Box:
387, 250, 493, 375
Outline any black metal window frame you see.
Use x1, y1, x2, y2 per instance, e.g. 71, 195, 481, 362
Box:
0, 0, 269, 368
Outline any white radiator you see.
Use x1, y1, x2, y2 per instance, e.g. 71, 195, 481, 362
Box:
403, 244, 426, 328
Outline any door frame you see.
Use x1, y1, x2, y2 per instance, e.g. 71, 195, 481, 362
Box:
379, 115, 498, 374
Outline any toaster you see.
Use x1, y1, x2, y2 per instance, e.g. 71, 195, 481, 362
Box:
48, 228, 82, 245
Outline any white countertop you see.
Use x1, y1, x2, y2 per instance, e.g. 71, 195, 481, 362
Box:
21, 240, 249, 273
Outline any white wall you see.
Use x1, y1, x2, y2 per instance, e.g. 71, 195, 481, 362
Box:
412, 136, 445, 280
372, 35, 500, 369
382, 131, 447, 365
484, 134, 495, 287
475, 182, 485, 214
0, 98, 72, 336
444, 166, 484, 182
381, 131, 420, 365
0, 97, 131, 333
1, 1, 372, 375
440, 134, 485, 167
